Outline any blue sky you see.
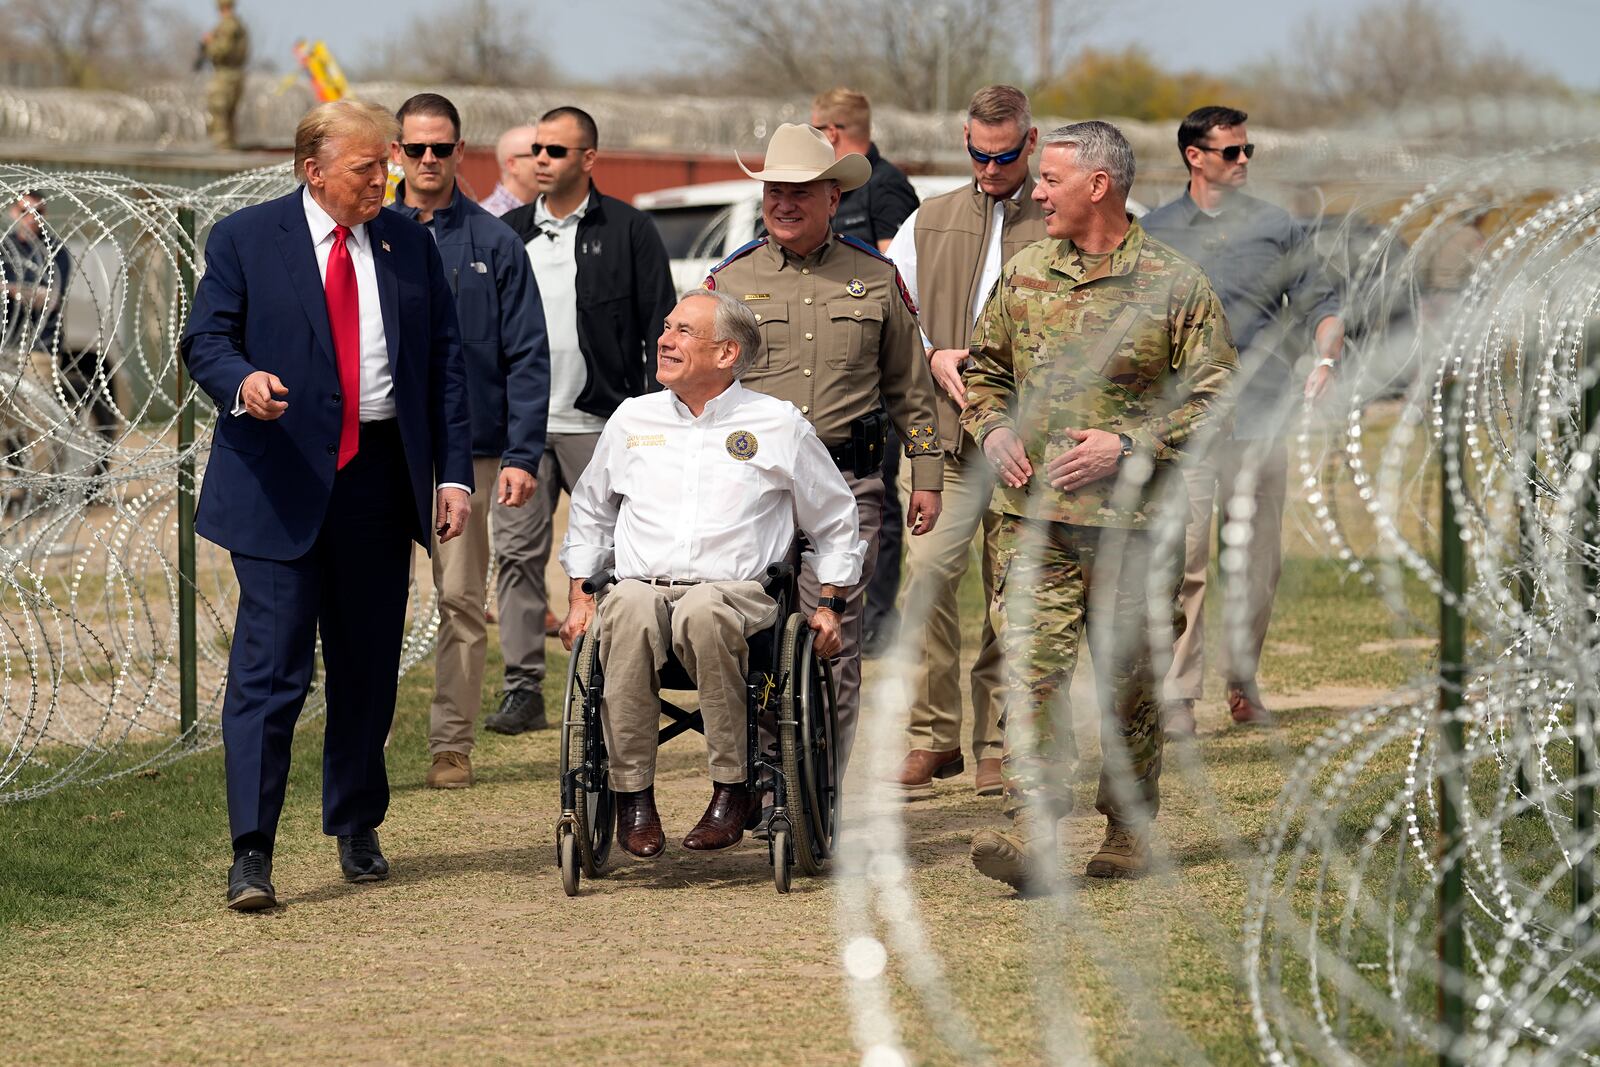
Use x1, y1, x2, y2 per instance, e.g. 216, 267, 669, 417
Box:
174, 0, 1600, 91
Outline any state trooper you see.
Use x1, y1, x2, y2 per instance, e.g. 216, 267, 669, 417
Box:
960, 121, 1238, 889
705, 123, 944, 774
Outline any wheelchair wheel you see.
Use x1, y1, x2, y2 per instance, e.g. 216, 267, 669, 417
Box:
771, 827, 792, 894
559, 829, 580, 897
557, 631, 614, 879
778, 614, 840, 878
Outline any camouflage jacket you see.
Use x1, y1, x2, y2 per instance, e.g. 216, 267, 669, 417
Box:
960, 218, 1238, 528
206, 15, 249, 70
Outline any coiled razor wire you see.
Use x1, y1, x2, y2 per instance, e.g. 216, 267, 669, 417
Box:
0, 163, 445, 803
825, 140, 1600, 1064
1240, 138, 1600, 1063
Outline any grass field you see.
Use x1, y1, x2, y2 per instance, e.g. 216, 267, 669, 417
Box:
0, 454, 1457, 1064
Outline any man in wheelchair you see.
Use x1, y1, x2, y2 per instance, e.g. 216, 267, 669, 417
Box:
558, 288, 865, 858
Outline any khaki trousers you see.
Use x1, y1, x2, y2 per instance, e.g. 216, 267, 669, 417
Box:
428, 456, 501, 755
796, 471, 884, 773
598, 579, 778, 792
896, 439, 1005, 761
493, 432, 601, 693
1165, 437, 1288, 699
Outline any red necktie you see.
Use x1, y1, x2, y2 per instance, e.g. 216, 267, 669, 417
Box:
325, 224, 361, 470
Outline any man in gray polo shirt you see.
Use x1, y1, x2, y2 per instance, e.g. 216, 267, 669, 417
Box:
1140, 105, 1342, 736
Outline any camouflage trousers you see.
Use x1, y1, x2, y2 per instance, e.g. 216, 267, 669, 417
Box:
991, 515, 1185, 825
206, 73, 244, 149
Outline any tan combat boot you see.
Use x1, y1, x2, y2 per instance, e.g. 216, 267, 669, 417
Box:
426, 751, 473, 789
1085, 821, 1151, 879
970, 805, 1058, 893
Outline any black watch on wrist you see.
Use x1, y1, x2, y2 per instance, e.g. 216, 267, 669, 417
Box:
818, 595, 847, 614
1116, 433, 1134, 461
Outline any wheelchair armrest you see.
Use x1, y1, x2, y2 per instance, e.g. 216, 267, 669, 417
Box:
761, 562, 794, 595
581, 572, 616, 596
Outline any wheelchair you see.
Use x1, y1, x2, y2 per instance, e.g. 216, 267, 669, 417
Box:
555, 562, 840, 896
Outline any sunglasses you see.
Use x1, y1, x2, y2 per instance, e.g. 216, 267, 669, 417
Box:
531, 143, 590, 159
400, 142, 457, 159
966, 134, 1029, 167
1194, 142, 1255, 163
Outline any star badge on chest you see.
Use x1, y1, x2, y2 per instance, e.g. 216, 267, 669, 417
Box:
725, 430, 759, 461
846, 278, 867, 298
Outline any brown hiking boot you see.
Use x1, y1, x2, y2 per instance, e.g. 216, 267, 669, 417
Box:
970, 806, 1057, 894
426, 751, 473, 789
1163, 699, 1198, 741
1227, 682, 1273, 727
1085, 822, 1151, 879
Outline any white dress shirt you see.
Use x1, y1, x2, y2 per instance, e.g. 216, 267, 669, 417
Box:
526, 194, 605, 435
560, 382, 866, 587
232, 190, 467, 492
886, 183, 1023, 349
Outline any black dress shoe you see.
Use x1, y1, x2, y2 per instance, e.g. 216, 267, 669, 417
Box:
615, 787, 664, 858
337, 829, 390, 883
683, 783, 757, 851
227, 849, 277, 911
484, 688, 547, 735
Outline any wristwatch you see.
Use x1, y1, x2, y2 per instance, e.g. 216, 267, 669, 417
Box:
1116, 433, 1135, 462
818, 595, 848, 614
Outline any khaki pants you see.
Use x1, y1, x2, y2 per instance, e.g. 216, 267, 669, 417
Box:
796, 470, 884, 773
493, 432, 601, 694
429, 456, 501, 755
598, 579, 777, 792
1165, 437, 1288, 700
896, 439, 1005, 761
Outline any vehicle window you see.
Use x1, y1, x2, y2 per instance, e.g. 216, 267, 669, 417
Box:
643, 205, 726, 259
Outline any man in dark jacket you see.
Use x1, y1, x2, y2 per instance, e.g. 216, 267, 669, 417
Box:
493, 105, 675, 733
386, 93, 550, 787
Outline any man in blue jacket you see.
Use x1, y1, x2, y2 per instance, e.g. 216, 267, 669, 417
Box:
182, 99, 474, 909
386, 93, 550, 789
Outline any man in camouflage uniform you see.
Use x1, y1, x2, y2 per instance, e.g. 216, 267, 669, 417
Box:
960, 121, 1237, 888
202, 0, 249, 150
706, 123, 944, 773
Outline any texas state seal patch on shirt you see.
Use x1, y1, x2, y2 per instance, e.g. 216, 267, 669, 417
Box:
726, 430, 759, 461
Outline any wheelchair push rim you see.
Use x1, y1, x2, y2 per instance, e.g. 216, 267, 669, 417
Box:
777, 614, 840, 878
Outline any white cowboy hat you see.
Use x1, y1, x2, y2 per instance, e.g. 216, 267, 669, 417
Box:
737, 123, 871, 191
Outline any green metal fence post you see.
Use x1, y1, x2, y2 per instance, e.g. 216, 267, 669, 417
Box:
1438, 376, 1467, 1067
176, 206, 198, 744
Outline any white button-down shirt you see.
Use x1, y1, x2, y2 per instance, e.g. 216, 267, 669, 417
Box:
886, 183, 1024, 349
526, 194, 605, 435
302, 187, 395, 422
560, 382, 866, 587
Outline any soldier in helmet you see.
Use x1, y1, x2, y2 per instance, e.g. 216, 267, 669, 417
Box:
202, 0, 250, 150
705, 122, 944, 779
961, 120, 1238, 890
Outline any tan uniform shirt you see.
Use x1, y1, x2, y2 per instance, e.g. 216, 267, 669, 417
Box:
707, 234, 944, 490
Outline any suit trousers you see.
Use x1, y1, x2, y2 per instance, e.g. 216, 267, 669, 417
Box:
795, 470, 884, 773
428, 455, 502, 756
896, 439, 1005, 761
222, 420, 415, 850
1165, 436, 1288, 700
493, 431, 601, 694
598, 579, 778, 792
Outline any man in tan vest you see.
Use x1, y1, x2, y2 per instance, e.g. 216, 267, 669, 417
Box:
884, 86, 1047, 798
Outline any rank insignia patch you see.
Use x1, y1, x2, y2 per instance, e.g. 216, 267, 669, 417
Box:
726, 430, 759, 461
846, 278, 867, 298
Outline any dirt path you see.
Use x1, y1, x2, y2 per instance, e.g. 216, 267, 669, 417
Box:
0, 600, 1407, 1067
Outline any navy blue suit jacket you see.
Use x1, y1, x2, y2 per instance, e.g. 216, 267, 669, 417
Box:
181, 189, 474, 561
